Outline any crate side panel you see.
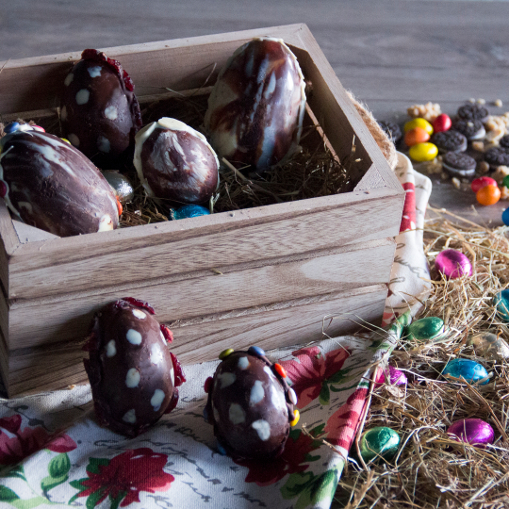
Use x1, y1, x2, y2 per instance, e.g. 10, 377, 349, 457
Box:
7, 283, 386, 397
9, 190, 401, 300
8, 238, 395, 349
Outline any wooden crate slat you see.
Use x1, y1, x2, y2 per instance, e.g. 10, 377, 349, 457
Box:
7, 238, 395, 350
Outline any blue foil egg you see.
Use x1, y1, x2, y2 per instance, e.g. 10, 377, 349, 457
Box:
502, 208, 509, 226
442, 359, 489, 385
171, 204, 210, 220
494, 289, 509, 322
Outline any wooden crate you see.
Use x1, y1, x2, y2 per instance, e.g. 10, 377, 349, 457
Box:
0, 24, 404, 397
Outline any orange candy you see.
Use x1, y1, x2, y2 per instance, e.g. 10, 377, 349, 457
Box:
274, 363, 287, 378
476, 184, 501, 206
404, 127, 430, 147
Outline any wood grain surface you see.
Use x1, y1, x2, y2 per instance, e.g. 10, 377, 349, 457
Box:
2, 0, 507, 224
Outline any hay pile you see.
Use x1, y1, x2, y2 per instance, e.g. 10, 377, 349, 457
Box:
335, 209, 509, 509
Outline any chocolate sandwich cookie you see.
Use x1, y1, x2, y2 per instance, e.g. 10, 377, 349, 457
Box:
457, 103, 489, 123
431, 130, 467, 153
442, 152, 477, 178
484, 146, 509, 170
499, 134, 509, 149
377, 120, 402, 144
453, 119, 486, 141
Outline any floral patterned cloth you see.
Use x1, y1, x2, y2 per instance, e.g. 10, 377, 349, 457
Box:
0, 154, 431, 509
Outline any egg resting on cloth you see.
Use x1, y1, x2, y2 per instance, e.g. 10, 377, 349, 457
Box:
61, 49, 142, 166
204, 37, 306, 173
204, 348, 297, 460
83, 297, 185, 437
0, 127, 119, 236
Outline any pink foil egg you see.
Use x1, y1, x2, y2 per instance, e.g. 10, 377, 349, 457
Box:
435, 249, 472, 279
447, 418, 494, 447
377, 365, 407, 386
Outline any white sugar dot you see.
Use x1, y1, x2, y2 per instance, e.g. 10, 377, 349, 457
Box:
125, 368, 140, 388
98, 136, 111, 153
132, 309, 146, 320
150, 343, 164, 365
229, 403, 245, 424
104, 105, 118, 120
270, 384, 287, 412
250, 380, 264, 406
97, 214, 113, 232
64, 73, 74, 86
238, 356, 250, 370
251, 419, 271, 441
288, 387, 298, 405
151, 389, 165, 411
126, 329, 142, 345
122, 409, 136, 424
106, 340, 116, 358
68, 133, 80, 147
76, 89, 90, 105
217, 372, 236, 389
88, 66, 102, 78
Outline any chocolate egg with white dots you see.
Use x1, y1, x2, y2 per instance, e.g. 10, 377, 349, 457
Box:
61, 49, 142, 165
204, 347, 298, 459
84, 297, 185, 437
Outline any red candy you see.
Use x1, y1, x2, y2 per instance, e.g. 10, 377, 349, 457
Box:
471, 176, 497, 193
204, 376, 213, 394
274, 363, 287, 378
432, 113, 452, 133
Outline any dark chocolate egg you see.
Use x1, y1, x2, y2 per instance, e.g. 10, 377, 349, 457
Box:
134, 117, 219, 204
204, 38, 306, 173
61, 49, 142, 165
0, 127, 119, 236
84, 297, 185, 437
204, 347, 298, 459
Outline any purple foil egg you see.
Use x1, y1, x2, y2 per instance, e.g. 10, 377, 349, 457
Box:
435, 249, 472, 279
447, 418, 494, 447
378, 365, 407, 386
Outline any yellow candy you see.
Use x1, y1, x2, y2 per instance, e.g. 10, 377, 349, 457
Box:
218, 348, 234, 360
61, 138, 71, 144
409, 142, 438, 162
404, 118, 433, 136
290, 409, 300, 427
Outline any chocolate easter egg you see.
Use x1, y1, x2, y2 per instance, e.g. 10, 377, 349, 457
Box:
406, 317, 447, 342
359, 427, 400, 463
0, 127, 119, 236
102, 170, 134, 203
134, 118, 219, 204
447, 418, 494, 447
494, 290, 509, 322
468, 332, 509, 360
204, 347, 297, 459
435, 249, 472, 279
442, 359, 489, 385
84, 297, 185, 437
204, 38, 306, 173
61, 49, 142, 165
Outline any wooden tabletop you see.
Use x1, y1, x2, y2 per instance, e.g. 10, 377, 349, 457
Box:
2, 0, 509, 226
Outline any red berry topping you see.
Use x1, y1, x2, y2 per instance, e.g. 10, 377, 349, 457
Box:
171, 352, 186, 387
122, 297, 156, 314
274, 363, 287, 378
204, 376, 213, 394
160, 324, 174, 344
471, 176, 497, 193
432, 113, 452, 133
0, 181, 7, 198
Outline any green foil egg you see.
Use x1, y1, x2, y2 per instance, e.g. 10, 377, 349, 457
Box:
406, 316, 446, 341
359, 426, 400, 463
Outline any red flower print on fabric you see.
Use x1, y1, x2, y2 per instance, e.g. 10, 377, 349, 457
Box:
234, 427, 322, 487
324, 386, 369, 451
70, 448, 174, 507
0, 414, 76, 466
399, 182, 416, 233
279, 346, 350, 408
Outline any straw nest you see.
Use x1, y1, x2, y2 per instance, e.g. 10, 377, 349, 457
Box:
335, 209, 509, 509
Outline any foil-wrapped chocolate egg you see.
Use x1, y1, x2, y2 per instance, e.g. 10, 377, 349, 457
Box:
84, 297, 186, 437
134, 118, 219, 204
0, 127, 119, 236
204, 346, 298, 459
204, 38, 306, 173
102, 170, 134, 203
447, 418, 495, 447
61, 49, 142, 165
442, 359, 490, 385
